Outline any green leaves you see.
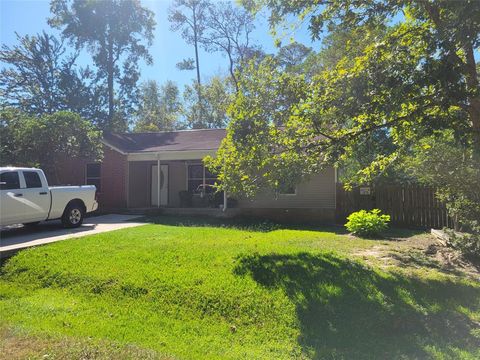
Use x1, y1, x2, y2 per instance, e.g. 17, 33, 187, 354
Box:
49, 0, 156, 130
345, 209, 390, 237
212, 0, 479, 203
134, 80, 183, 132
183, 76, 234, 129
405, 130, 480, 232
0, 109, 102, 181
0, 31, 105, 123
205, 57, 323, 196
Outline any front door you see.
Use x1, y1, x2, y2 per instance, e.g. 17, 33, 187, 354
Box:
151, 165, 168, 206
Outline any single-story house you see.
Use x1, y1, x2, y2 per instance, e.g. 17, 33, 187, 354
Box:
54, 129, 337, 223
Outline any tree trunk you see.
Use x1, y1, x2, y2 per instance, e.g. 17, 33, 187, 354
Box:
226, 43, 239, 92
107, 36, 115, 129
463, 43, 480, 158
194, 34, 201, 87
193, 12, 202, 128
423, 2, 480, 156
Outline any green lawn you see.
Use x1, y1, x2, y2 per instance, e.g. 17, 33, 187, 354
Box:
1, 217, 479, 359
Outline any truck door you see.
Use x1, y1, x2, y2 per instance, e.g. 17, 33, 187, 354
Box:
0, 170, 25, 226
20, 170, 50, 223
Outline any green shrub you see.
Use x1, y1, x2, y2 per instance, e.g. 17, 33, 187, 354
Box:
345, 209, 390, 237
445, 225, 480, 261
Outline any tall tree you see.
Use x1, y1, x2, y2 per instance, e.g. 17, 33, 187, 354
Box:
201, 1, 256, 91
134, 80, 183, 132
244, 0, 480, 157
205, 58, 312, 196
169, 0, 208, 124
0, 31, 105, 123
209, 0, 480, 187
305, 24, 397, 183
49, 0, 156, 130
207, 0, 480, 235
276, 41, 312, 71
183, 75, 232, 129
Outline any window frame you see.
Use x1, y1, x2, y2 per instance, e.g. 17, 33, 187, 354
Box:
22, 170, 43, 189
277, 184, 297, 196
85, 163, 101, 192
186, 163, 217, 194
0, 170, 21, 190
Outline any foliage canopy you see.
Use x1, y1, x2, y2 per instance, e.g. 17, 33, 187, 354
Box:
0, 109, 102, 183
49, 0, 156, 130
0, 31, 105, 123
209, 1, 480, 203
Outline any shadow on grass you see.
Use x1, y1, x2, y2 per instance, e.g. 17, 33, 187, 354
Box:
141, 215, 349, 234
383, 227, 428, 239
390, 249, 443, 268
349, 228, 427, 241
234, 252, 480, 359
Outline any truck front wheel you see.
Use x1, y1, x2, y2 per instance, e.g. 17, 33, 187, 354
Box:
62, 203, 85, 228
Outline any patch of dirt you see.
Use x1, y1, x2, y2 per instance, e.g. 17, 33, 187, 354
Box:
0, 327, 167, 360
354, 233, 480, 280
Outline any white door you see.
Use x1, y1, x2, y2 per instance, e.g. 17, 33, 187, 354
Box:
151, 165, 168, 206
20, 170, 50, 223
0, 170, 25, 225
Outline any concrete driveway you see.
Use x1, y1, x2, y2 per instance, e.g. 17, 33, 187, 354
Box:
0, 214, 147, 255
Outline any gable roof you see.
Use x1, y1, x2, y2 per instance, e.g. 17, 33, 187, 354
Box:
103, 129, 226, 153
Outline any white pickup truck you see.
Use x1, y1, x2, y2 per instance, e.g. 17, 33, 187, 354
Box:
0, 167, 98, 228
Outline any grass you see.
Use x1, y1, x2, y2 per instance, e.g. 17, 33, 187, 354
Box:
1, 216, 479, 359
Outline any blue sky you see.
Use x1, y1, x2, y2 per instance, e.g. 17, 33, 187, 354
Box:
0, 0, 319, 90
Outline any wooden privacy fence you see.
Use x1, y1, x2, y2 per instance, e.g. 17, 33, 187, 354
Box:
336, 184, 453, 229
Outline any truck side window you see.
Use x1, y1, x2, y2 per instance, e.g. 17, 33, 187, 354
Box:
23, 171, 43, 188
0, 171, 20, 190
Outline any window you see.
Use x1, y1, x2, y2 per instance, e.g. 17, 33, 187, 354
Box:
86, 163, 101, 192
278, 181, 296, 195
0, 171, 20, 190
23, 171, 42, 188
187, 164, 217, 193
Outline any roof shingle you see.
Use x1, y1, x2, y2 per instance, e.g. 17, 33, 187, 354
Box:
103, 129, 226, 153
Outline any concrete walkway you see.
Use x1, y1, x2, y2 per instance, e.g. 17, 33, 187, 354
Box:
0, 214, 147, 255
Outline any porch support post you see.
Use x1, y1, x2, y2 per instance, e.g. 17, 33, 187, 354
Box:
157, 154, 161, 208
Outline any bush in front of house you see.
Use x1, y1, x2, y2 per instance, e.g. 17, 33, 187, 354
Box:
345, 209, 390, 237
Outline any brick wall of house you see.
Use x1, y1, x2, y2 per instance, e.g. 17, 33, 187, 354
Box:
99, 146, 127, 209
47, 158, 88, 186
52, 145, 127, 210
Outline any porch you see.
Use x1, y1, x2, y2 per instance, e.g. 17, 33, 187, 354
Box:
126, 153, 226, 210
